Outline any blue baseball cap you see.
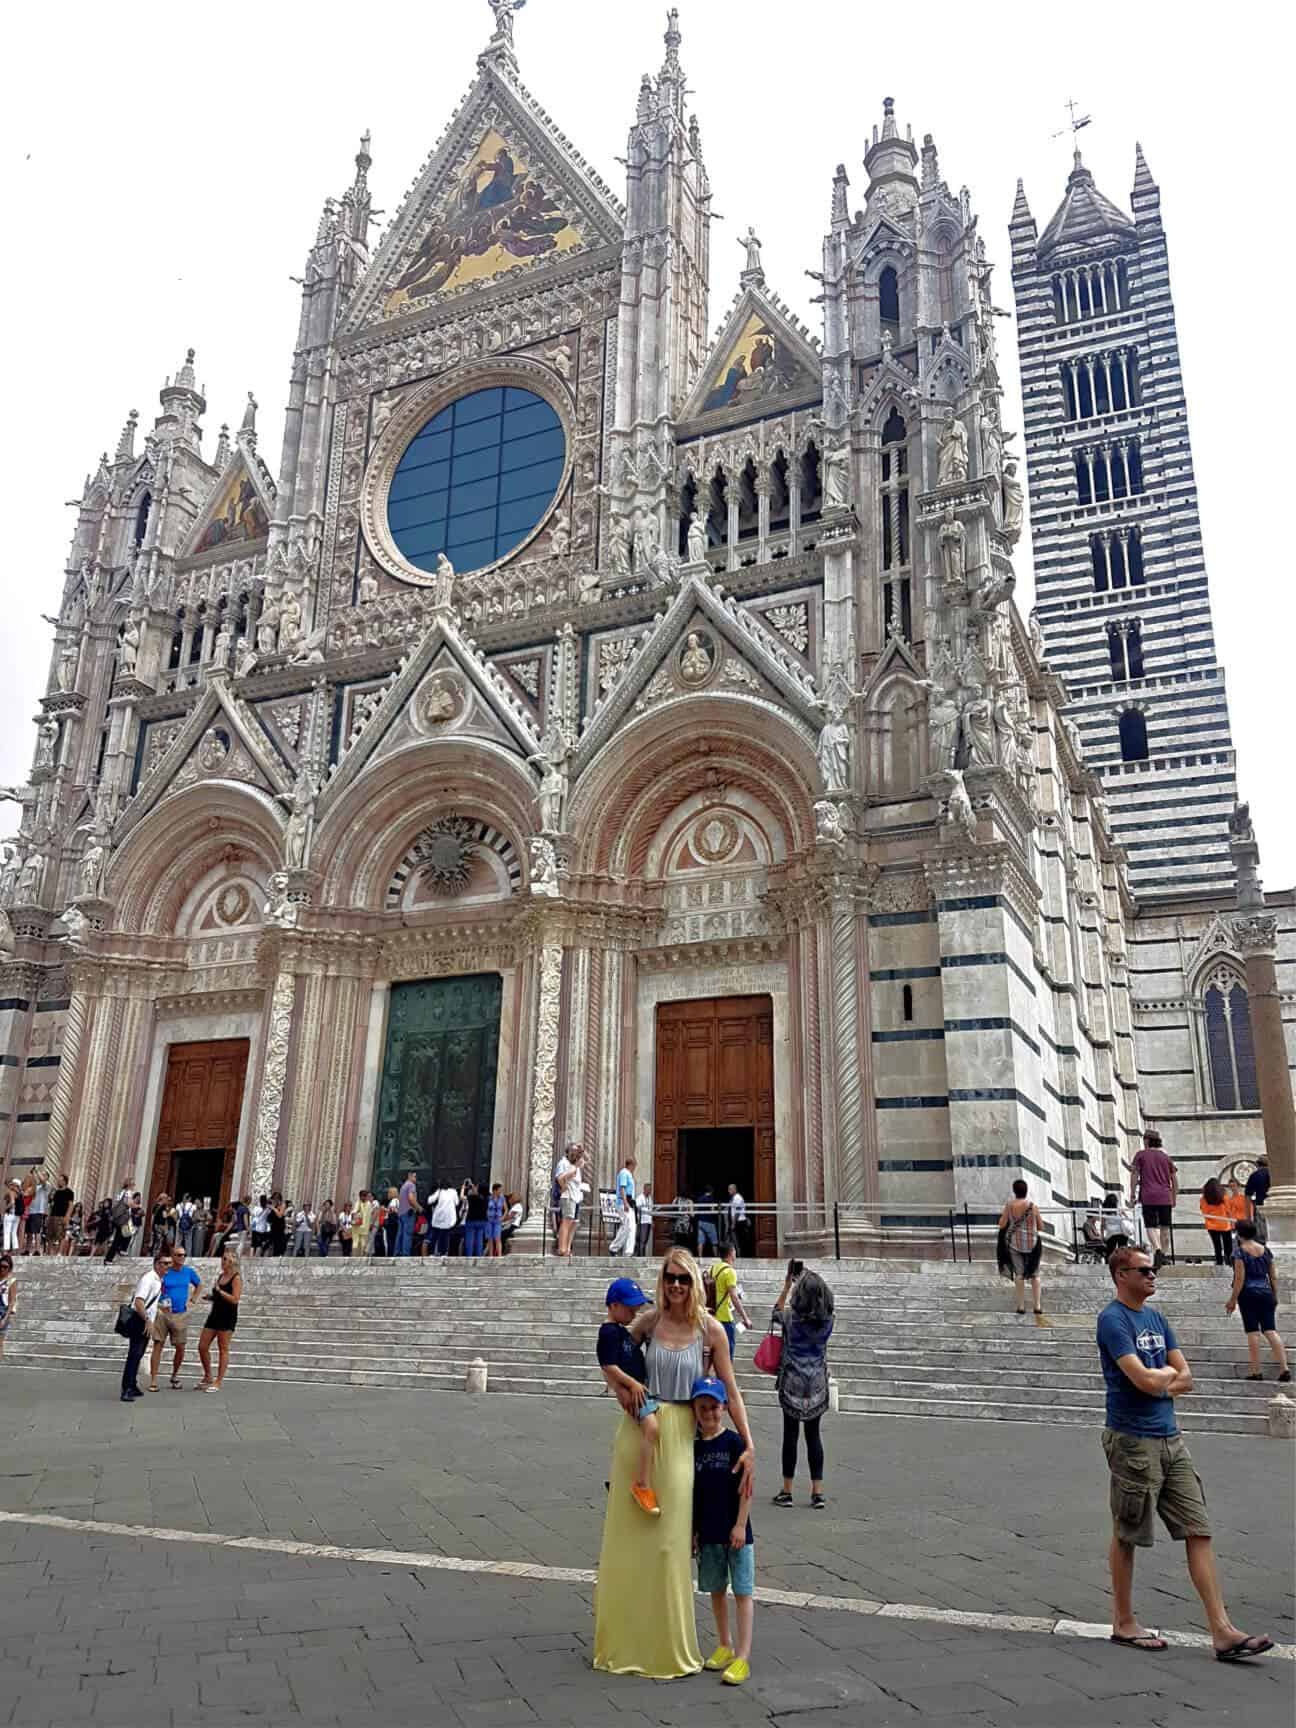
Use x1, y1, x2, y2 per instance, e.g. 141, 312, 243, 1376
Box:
605, 1277, 650, 1308
690, 1376, 728, 1405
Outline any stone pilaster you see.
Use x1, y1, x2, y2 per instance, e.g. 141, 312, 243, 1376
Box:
250, 968, 296, 1197
525, 930, 565, 1225
1233, 913, 1296, 1238
41, 985, 87, 1175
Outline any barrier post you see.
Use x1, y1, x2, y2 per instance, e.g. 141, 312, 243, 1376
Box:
964, 1203, 972, 1263
948, 1209, 957, 1262
833, 1203, 841, 1261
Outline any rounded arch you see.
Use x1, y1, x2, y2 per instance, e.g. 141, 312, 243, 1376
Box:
313, 737, 537, 911
109, 781, 284, 935
568, 697, 818, 879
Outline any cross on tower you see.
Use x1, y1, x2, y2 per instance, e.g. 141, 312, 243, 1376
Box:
1053, 97, 1092, 144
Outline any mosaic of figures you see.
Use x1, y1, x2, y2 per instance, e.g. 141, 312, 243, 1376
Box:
194, 466, 269, 554
701, 312, 804, 414
381, 128, 584, 319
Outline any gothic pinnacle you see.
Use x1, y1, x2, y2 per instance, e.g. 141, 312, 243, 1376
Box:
115, 409, 138, 462
881, 97, 898, 140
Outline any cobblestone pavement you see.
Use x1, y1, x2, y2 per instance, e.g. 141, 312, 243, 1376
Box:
0, 1373, 1290, 1725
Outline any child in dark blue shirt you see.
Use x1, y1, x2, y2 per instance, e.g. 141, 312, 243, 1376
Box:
596, 1277, 660, 1516
691, 1375, 754, 1686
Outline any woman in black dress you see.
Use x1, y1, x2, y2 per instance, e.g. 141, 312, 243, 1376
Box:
267, 1193, 288, 1258
196, 1249, 241, 1392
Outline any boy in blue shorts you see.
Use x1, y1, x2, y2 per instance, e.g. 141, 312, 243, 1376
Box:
691, 1374, 754, 1686
596, 1277, 661, 1516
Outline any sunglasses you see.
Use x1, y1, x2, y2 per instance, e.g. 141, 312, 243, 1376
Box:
663, 1271, 692, 1286
1127, 1266, 1156, 1276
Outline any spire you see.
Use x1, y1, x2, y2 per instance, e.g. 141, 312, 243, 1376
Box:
214, 423, 232, 470
1133, 141, 1155, 191
175, 347, 197, 392
1132, 141, 1160, 225
656, 7, 685, 119
864, 96, 918, 200
831, 163, 850, 229
114, 409, 138, 463
881, 96, 898, 140
1038, 154, 1134, 260
920, 132, 940, 193
1010, 177, 1036, 233
154, 346, 205, 452
353, 129, 372, 197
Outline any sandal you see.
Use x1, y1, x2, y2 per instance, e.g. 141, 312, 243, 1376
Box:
1215, 1636, 1273, 1663
1110, 1632, 1167, 1652
170, 1375, 182, 1390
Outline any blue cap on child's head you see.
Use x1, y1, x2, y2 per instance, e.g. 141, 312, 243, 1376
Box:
690, 1375, 728, 1405
605, 1277, 650, 1308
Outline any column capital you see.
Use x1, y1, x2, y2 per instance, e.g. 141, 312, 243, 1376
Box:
1232, 912, 1279, 957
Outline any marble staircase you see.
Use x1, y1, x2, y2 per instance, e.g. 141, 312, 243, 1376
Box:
2, 1257, 1283, 1435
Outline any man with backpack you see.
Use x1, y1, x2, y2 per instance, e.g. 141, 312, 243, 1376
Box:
106, 1182, 134, 1262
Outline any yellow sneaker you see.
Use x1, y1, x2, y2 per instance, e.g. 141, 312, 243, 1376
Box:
722, 1657, 751, 1686
704, 1645, 734, 1671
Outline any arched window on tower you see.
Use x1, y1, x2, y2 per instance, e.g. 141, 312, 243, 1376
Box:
768, 450, 790, 540
134, 491, 152, 547
879, 408, 911, 641
736, 457, 759, 548
1118, 708, 1148, 762
879, 265, 900, 338
1107, 621, 1143, 681
677, 472, 697, 558
1203, 974, 1260, 1111
902, 984, 914, 1023
799, 442, 822, 524
706, 465, 728, 552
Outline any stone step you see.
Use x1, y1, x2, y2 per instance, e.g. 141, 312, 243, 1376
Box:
834, 1392, 1267, 1435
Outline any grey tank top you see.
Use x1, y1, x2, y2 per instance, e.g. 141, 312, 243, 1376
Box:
645, 1331, 705, 1403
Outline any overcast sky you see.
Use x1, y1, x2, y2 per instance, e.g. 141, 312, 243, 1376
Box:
3, 1, 1291, 885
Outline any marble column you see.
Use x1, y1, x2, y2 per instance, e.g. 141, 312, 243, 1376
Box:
43, 986, 88, 1175
1235, 914, 1296, 1237
250, 970, 296, 1197
523, 930, 566, 1227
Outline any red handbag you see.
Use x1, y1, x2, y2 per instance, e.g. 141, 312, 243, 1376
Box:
753, 1328, 782, 1375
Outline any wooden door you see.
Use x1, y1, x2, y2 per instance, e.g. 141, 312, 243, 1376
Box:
654, 996, 776, 1255
149, 1039, 249, 1215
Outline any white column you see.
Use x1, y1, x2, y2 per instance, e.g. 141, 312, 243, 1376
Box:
250, 970, 295, 1196
351, 981, 390, 1190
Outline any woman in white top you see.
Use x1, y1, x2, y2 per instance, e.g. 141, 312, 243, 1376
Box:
427, 1181, 458, 1257
337, 1206, 354, 1258
500, 1196, 524, 1255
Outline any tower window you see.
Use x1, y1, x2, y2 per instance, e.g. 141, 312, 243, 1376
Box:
134, 491, 152, 547
1204, 980, 1259, 1111
902, 984, 913, 1022
1118, 708, 1148, 762
879, 410, 911, 641
1107, 621, 1143, 681
879, 266, 900, 332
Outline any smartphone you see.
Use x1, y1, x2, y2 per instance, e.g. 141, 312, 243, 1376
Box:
787, 1258, 804, 1280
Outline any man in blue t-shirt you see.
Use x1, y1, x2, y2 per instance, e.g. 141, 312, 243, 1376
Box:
1096, 1245, 1271, 1663
148, 1246, 202, 1391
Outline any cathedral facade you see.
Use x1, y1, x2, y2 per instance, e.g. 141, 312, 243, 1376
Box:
0, 8, 1287, 1252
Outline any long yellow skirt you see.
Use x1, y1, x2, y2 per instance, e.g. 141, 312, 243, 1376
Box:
592, 1400, 702, 1678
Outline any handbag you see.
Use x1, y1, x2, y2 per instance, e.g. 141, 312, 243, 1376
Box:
753, 1324, 782, 1375
114, 1302, 140, 1339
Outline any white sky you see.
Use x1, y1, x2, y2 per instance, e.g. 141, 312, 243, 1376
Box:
3, 0, 1291, 885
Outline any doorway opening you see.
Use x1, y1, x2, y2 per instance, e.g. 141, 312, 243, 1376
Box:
677, 1127, 754, 1207
148, 1038, 250, 1218
168, 1147, 227, 1210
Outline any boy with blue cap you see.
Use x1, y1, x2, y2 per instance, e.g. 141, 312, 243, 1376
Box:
691, 1374, 755, 1685
597, 1277, 661, 1516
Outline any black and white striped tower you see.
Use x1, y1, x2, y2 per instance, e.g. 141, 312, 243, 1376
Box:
1009, 146, 1237, 900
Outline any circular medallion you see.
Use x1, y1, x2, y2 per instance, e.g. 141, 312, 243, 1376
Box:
410, 816, 475, 895
693, 813, 739, 863
677, 629, 718, 688
415, 671, 465, 732
214, 882, 251, 926
197, 729, 230, 773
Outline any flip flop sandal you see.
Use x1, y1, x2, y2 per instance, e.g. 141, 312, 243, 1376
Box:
1215, 1637, 1274, 1663
1110, 1633, 1167, 1652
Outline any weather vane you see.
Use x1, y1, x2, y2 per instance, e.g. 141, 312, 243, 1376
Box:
1052, 97, 1092, 144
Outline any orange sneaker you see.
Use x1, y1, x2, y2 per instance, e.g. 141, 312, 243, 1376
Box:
630, 1483, 661, 1516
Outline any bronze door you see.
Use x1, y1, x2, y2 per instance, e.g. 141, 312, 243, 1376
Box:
148, 1039, 250, 1215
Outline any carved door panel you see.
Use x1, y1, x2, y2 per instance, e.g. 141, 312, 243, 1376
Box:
679, 1019, 715, 1125
717, 1011, 754, 1126
653, 1017, 681, 1247
754, 1009, 777, 1257
373, 974, 502, 1198
149, 1039, 250, 1217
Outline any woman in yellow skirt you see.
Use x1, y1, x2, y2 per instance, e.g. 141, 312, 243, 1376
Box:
593, 1247, 755, 1678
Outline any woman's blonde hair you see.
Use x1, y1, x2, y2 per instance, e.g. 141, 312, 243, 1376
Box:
221, 1248, 241, 1275
656, 1247, 706, 1331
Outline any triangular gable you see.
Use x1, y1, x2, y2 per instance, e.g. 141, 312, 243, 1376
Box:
1184, 914, 1242, 986
318, 614, 542, 815
852, 215, 914, 270
115, 676, 293, 843
860, 633, 924, 704
856, 352, 921, 423
342, 67, 623, 335
573, 575, 822, 775
181, 448, 273, 559
681, 286, 821, 424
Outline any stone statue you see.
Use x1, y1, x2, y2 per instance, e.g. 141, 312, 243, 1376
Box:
980, 414, 1003, 481
634, 511, 660, 574
256, 601, 280, 656
290, 625, 327, 665
34, 720, 58, 772
235, 637, 258, 678
921, 679, 960, 772
814, 798, 845, 845
992, 691, 1018, 771
816, 692, 851, 794
212, 621, 232, 667
488, 0, 526, 46
576, 567, 602, 605
738, 226, 763, 274
79, 826, 107, 899
686, 511, 708, 565
963, 695, 995, 768
119, 618, 141, 675
264, 870, 298, 929
608, 516, 633, 577
548, 518, 570, 557
937, 412, 969, 487
1063, 718, 1084, 762
1028, 607, 1047, 663
679, 632, 713, 686
650, 544, 676, 588
57, 642, 79, 692
357, 570, 379, 605
1014, 715, 1035, 796
943, 770, 976, 840
529, 725, 569, 833
1000, 459, 1024, 546
432, 552, 456, 610
528, 834, 559, 897
0, 844, 18, 904
277, 590, 303, 650
17, 850, 42, 902
938, 505, 965, 587
823, 439, 851, 510
0, 907, 14, 954
282, 766, 317, 871
1229, 801, 1254, 843
61, 904, 86, 945
241, 391, 258, 434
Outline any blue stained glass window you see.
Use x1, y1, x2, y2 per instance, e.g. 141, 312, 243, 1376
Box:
388, 387, 565, 575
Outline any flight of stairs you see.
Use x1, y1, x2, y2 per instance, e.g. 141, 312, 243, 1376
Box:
2, 1256, 1284, 1435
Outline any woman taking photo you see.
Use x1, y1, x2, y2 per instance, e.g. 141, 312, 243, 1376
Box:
593, 1248, 754, 1678
196, 1249, 241, 1392
770, 1265, 834, 1510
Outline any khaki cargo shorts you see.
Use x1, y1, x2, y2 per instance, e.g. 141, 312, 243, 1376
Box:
152, 1310, 189, 1347
1102, 1429, 1211, 1548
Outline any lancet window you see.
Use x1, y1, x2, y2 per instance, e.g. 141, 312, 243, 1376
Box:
1051, 259, 1130, 324
1089, 526, 1144, 591
879, 408, 911, 642
1060, 348, 1140, 420
1202, 972, 1259, 1111
1106, 619, 1144, 681
1075, 439, 1144, 506
1118, 707, 1148, 762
